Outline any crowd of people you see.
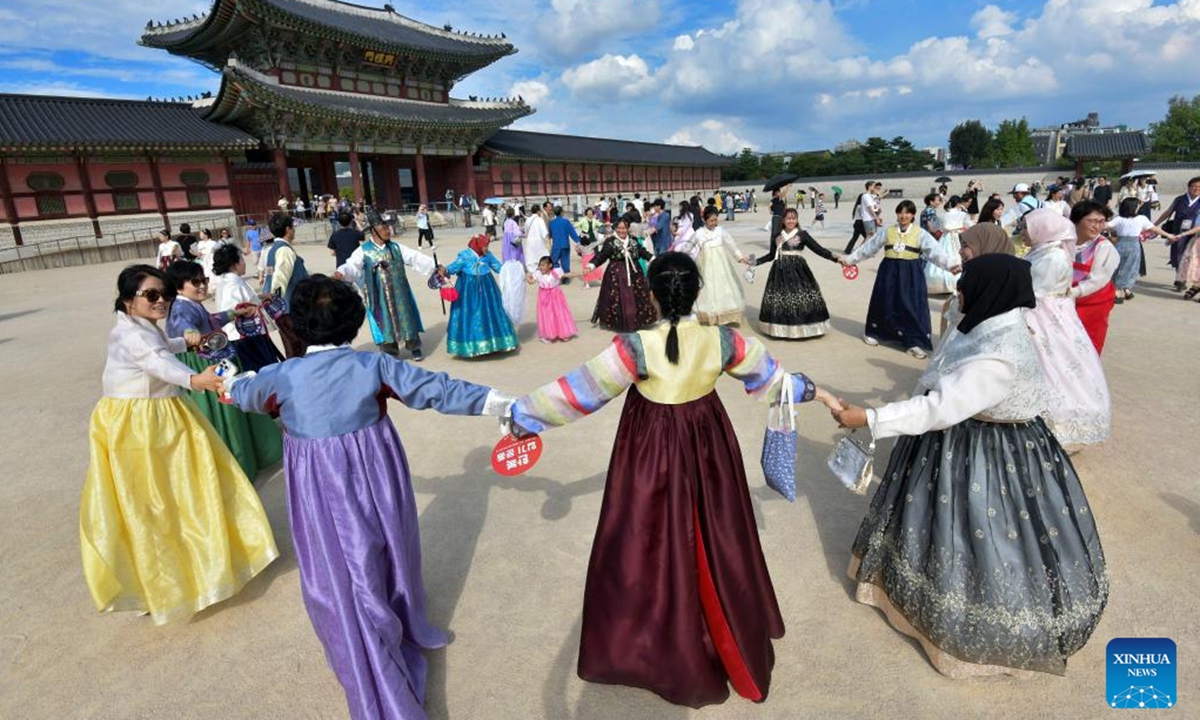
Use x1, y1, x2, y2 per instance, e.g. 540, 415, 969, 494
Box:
94, 169, 1195, 718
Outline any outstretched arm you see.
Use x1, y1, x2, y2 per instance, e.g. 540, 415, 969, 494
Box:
511, 335, 642, 433
720, 327, 839, 408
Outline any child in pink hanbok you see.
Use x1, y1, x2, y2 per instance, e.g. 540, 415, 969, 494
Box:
527, 255, 580, 342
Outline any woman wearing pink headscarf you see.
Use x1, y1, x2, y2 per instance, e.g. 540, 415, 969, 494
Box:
1022, 209, 1111, 447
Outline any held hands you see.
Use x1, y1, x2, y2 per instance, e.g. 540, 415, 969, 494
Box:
814, 387, 844, 413
949, 264, 963, 275
183, 329, 203, 349
190, 365, 224, 393
831, 400, 869, 430
738, 256, 751, 265
233, 304, 259, 318
332, 271, 344, 281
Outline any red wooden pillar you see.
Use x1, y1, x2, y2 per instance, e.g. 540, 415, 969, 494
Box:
464, 154, 477, 200
415, 152, 428, 206
0, 157, 23, 246
272, 148, 290, 201
148, 156, 168, 221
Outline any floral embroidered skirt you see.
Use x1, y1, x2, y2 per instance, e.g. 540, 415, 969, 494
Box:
849, 417, 1108, 677
757, 252, 830, 338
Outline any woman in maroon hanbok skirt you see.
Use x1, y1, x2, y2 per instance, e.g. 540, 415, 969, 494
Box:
512, 252, 840, 707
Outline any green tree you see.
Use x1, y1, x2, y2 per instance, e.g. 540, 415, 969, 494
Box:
949, 120, 992, 168
730, 147, 759, 181
758, 154, 785, 178
1147, 95, 1200, 160
990, 118, 1037, 167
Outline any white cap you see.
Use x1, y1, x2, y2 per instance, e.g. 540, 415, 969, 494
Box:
1011, 183, 1030, 194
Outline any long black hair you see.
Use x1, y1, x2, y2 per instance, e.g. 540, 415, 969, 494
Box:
646, 252, 701, 364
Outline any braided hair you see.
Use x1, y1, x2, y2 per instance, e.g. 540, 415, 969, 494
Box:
647, 252, 701, 364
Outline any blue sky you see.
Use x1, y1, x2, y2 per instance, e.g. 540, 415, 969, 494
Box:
0, 0, 1195, 154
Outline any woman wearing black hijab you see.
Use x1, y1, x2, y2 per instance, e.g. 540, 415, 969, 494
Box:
832, 254, 1108, 679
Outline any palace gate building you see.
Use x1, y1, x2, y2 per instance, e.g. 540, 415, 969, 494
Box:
0, 0, 729, 250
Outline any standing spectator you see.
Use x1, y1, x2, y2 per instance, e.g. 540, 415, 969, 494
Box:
277, 195, 289, 215
156, 228, 182, 271
1069, 179, 1089, 206
415, 204, 435, 249
194, 228, 220, 280
1044, 186, 1070, 217
1092, 176, 1113, 209
769, 188, 787, 246
724, 190, 735, 221
998, 183, 1042, 235
327, 210, 365, 268
294, 196, 306, 220
1154, 175, 1200, 283
483, 203, 497, 239
832, 186, 841, 209
547, 205, 581, 279
651, 198, 672, 255
813, 192, 827, 229
175, 222, 197, 260
844, 181, 881, 254
523, 204, 551, 273
963, 180, 981, 221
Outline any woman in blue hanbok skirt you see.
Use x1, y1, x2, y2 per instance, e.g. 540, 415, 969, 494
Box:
439, 234, 519, 358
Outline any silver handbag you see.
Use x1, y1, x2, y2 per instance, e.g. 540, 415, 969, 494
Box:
827, 431, 876, 495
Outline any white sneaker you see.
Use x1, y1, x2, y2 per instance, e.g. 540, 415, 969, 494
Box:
907, 347, 928, 359
862, 335, 879, 346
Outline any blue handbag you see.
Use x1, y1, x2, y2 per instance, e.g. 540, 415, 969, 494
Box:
760, 373, 798, 502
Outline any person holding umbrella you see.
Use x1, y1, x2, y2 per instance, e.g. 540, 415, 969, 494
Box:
832, 185, 843, 209
333, 210, 434, 361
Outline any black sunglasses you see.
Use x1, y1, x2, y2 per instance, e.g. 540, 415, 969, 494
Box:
135, 288, 170, 303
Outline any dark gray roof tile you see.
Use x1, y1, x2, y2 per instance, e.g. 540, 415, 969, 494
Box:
0, 94, 258, 149
483, 129, 732, 166
1066, 131, 1150, 159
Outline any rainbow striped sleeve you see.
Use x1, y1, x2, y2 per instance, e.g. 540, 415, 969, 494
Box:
720, 327, 816, 403
512, 334, 643, 433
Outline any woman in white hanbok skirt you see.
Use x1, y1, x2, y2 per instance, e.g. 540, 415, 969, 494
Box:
691, 206, 750, 325
1021, 209, 1111, 446
926, 197, 968, 295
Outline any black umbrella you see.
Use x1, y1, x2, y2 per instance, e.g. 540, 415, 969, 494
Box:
762, 173, 799, 192
935, 176, 952, 184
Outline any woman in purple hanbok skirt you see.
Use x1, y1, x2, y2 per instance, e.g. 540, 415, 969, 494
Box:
227, 275, 513, 720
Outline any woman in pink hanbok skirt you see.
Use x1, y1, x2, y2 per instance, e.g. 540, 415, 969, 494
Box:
1022, 210, 1111, 446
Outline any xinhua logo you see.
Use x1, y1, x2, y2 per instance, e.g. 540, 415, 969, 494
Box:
1106, 638, 1177, 709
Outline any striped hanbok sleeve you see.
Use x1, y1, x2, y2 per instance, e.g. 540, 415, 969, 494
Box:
511, 334, 644, 433
720, 327, 817, 403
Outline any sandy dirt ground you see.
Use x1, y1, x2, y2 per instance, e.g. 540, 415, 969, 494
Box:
1, 199, 1197, 719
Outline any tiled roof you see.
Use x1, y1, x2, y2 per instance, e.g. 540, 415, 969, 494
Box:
206, 62, 531, 126
141, 0, 514, 60
483, 130, 733, 166
0, 94, 258, 151
1066, 131, 1150, 159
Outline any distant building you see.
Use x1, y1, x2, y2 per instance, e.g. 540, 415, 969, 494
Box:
1030, 112, 1132, 165
922, 147, 947, 165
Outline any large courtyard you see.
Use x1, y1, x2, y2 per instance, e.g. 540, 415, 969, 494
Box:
0, 199, 1196, 718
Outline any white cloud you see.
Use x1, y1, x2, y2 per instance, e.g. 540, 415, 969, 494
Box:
510, 119, 567, 134
0, 80, 142, 99
673, 35, 694, 51
538, 0, 660, 56
665, 120, 754, 154
510, 79, 551, 106
560, 54, 654, 99
970, 5, 1017, 39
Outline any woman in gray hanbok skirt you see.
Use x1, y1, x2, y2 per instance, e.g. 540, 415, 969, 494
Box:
832, 254, 1108, 678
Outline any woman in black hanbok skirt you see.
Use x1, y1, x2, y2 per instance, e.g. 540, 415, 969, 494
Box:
755, 208, 840, 338
586, 218, 657, 332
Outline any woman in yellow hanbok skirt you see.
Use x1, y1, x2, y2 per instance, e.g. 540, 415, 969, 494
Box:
81, 265, 278, 625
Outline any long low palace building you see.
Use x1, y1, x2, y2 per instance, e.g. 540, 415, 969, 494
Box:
0, 0, 730, 250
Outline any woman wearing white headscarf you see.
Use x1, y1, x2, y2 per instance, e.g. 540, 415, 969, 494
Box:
1021, 209, 1111, 446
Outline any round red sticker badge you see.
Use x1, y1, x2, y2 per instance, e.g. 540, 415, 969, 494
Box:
491, 433, 543, 476
842, 264, 859, 280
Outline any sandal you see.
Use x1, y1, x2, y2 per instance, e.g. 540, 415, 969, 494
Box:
1184, 287, 1200, 300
